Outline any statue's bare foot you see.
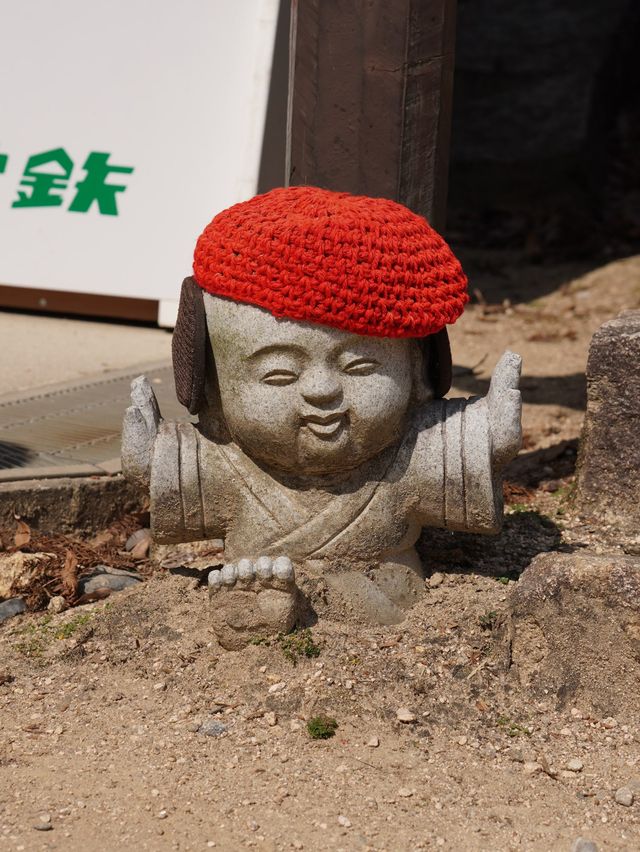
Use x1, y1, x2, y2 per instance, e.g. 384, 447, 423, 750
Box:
208, 556, 299, 650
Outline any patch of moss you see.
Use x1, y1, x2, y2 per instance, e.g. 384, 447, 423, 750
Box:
307, 715, 338, 740
278, 629, 321, 665
497, 716, 531, 737
14, 610, 93, 657
478, 610, 498, 630
54, 612, 92, 640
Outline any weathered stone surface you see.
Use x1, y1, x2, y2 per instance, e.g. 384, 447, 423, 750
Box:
123, 288, 523, 647
207, 556, 299, 650
576, 311, 640, 534
0, 475, 145, 537
77, 571, 142, 596
508, 551, 640, 715
0, 596, 26, 623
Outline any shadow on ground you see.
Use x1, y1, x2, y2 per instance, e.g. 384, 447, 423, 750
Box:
452, 370, 587, 410
418, 509, 569, 582
504, 439, 579, 489
0, 441, 36, 470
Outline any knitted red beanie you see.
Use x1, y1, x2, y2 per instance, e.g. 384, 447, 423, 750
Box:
193, 186, 468, 338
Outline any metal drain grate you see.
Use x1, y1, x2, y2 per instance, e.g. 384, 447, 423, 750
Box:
0, 362, 189, 482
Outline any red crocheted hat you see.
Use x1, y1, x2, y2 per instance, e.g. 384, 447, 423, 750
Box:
193, 186, 468, 338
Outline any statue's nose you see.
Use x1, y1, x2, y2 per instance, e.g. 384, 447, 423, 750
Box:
299, 367, 342, 406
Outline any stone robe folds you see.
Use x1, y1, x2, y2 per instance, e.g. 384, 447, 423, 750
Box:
150, 395, 502, 571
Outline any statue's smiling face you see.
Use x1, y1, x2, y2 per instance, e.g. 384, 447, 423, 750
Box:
205, 296, 414, 475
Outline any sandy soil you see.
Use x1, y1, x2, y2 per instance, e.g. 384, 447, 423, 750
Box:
0, 254, 639, 852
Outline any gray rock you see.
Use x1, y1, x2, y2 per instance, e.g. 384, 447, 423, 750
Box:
78, 572, 141, 595
614, 787, 634, 807
508, 551, 640, 715
577, 311, 640, 535
428, 572, 444, 588
571, 839, 598, 852
125, 528, 151, 552
198, 719, 227, 738
32, 814, 52, 832
48, 595, 67, 614
0, 597, 26, 623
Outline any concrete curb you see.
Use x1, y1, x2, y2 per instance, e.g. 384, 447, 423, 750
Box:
0, 474, 146, 535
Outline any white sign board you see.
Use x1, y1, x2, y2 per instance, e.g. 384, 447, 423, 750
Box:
0, 0, 279, 325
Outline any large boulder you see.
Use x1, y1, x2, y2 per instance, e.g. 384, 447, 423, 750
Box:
508, 551, 640, 715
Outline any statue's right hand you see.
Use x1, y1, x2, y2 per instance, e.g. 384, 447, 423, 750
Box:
121, 375, 162, 487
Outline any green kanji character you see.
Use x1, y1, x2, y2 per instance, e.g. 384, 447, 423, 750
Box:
0, 153, 7, 174
68, 152, 133, 216
12, 148, 73, 208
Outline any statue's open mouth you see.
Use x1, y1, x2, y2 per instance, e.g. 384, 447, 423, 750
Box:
301, 412, 347, 439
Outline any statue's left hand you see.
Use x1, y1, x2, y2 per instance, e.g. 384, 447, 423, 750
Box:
486, 351, 522, 469
121, 375, 162, 487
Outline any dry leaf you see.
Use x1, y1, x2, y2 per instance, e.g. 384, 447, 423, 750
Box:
60, 549, 79, 599
14, 520, 31, 548
75, 588, 112, 605
130, 537, 150, 560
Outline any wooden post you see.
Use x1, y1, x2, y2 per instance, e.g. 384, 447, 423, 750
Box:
286, 0, 457, 230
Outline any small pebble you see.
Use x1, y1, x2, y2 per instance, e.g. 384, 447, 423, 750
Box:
48, 596, 67, 614
268, 682, 286, 694
428, 572, 444, 588
198, 719, 227, 738
523, 762, 542, 775
78, 572, 141, 595
32, 814, 52, 832
566, 758, 584, 773
571, 839, 598, 852
157, 810, 168, 819
367, 736, 380, 748
0, 597, 26, 624
125, 528, 151, 551
398, 788, 413, 798
396, 707, 416, 723
265, 711, 277, 727
337, 815, 351, 828
614, 787, 634, 807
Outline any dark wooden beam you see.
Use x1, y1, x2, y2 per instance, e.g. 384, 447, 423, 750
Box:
286, 0, 457, 230
0, 284, 158, 324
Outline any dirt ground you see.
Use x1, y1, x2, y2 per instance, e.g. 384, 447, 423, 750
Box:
1, 253, 639, 852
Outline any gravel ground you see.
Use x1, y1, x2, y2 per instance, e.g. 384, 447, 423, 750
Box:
0, 253, 639, 851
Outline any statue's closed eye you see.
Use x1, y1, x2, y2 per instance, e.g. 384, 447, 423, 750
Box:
261, 369, 298, 386
343, 358, 380, 376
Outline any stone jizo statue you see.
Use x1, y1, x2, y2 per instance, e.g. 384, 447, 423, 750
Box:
122, 187, 522, 648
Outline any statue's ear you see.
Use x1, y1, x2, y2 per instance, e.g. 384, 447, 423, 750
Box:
172, 277, 207, 415
419, 327, 452, 399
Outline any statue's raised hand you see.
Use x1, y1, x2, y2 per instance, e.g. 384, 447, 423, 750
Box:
121, 376, 162, 487
486, 351, 522, 469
